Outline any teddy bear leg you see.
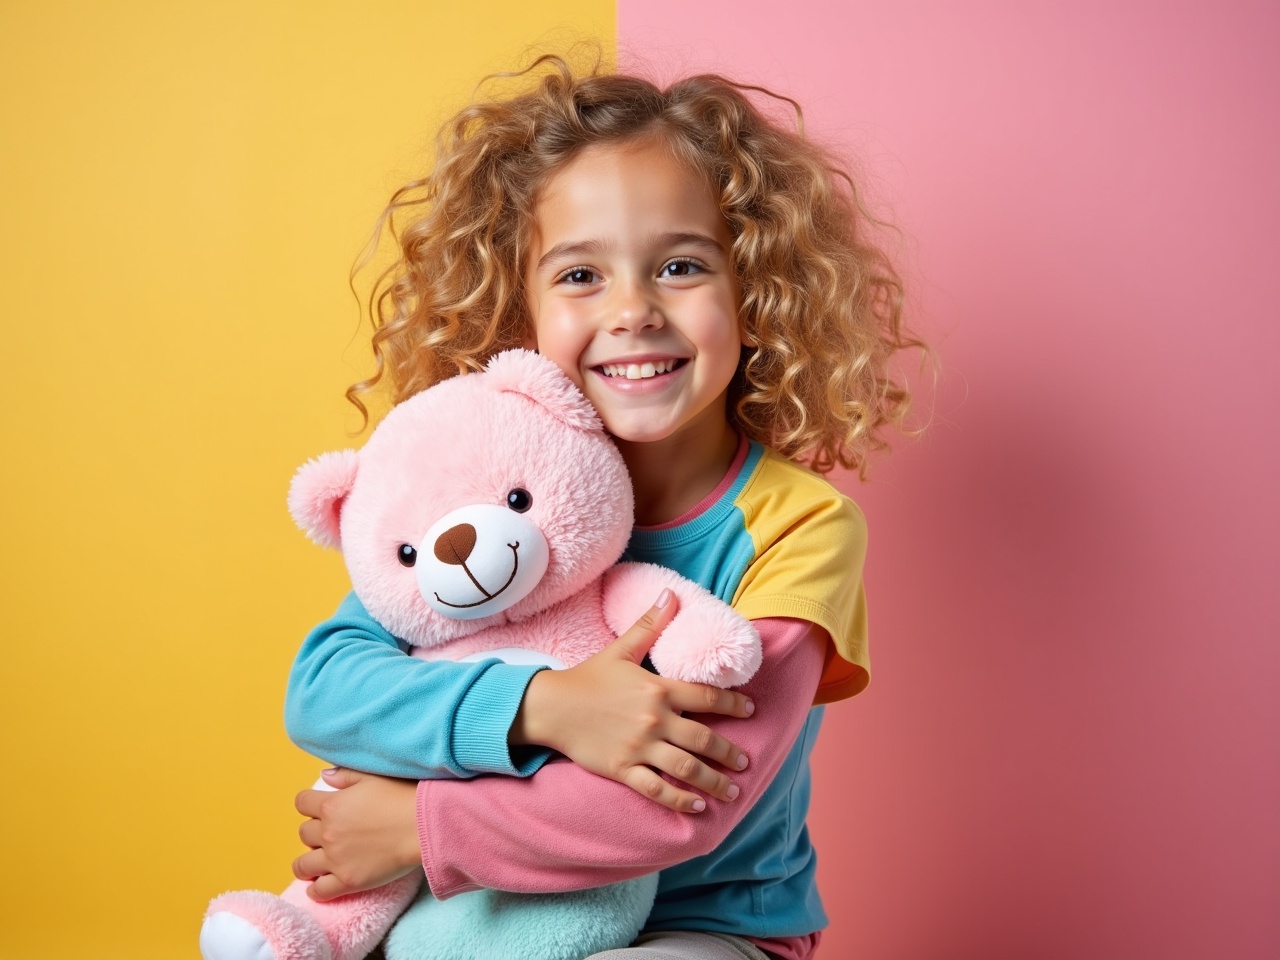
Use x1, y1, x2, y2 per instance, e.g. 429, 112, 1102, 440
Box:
202, 875, 421, 960
280, 874, 422, 960
201, 886, 332, 960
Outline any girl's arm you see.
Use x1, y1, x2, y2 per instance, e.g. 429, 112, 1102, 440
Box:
508, 589, 756, 813
285, 591, 551, 779
422, 617, 822, 896
287, 591, 753, 795
294, 617, 824, 900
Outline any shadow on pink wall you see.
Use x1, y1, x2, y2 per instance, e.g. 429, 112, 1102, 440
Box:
620, 3, 1279, 956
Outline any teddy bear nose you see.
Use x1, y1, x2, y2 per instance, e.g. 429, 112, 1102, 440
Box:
433, 523, 477, 565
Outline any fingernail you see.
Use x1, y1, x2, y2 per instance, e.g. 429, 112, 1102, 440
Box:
726, 784, 740, 800
322, 767, 338, 775
743, 700, 755, 716
691, 798, 706, 812
656, 588, 672, 609
735, 753, 749, 770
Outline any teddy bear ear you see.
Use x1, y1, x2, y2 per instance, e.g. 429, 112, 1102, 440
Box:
484, 349, 602, 431
288, 449, 360, 550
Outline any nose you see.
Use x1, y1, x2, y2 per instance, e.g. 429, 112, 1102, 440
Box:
608, 276, 664, 334
434, 523, 477, 565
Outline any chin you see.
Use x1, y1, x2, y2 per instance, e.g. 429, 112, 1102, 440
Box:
601, 422, 675, 445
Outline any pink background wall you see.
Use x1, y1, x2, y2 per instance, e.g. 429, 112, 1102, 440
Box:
618, 3, 1278, 957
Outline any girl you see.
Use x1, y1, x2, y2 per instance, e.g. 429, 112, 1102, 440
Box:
281, 56, 914, 960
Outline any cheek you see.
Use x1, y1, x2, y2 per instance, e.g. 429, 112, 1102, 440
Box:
690, 295, 743, 349
692, 300, 746, 390
531, 310, 588, 386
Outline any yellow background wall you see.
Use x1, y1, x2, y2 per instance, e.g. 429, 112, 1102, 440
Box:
0, 3, 613, 957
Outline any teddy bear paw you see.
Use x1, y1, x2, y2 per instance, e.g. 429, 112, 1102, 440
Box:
201, 911, 279, 960
201, 891, 333, 960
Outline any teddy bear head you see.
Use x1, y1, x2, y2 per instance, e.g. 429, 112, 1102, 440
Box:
288, 350, 634, 648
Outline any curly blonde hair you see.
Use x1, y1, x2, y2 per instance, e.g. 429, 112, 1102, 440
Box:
352, 54, 921, 475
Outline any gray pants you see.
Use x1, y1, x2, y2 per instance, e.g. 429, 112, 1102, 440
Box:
586, 930, 778, 960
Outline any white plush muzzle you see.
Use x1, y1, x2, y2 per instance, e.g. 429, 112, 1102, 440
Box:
416, 503, 550, 620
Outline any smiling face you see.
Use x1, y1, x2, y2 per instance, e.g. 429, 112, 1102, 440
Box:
524, 138, 747, 448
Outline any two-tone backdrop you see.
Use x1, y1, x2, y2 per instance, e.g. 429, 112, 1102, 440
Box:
2, 2, 1275, 957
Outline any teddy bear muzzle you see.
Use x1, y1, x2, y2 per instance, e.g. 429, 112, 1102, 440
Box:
415, 503, 550, 620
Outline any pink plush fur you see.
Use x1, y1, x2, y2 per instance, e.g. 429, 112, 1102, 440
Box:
485, 348, 602, 431
288, 450, 360, 550
204, 889, 330, 960
283, 351, 639, 652
205, 875, 420, 960
601, 565, 762, 687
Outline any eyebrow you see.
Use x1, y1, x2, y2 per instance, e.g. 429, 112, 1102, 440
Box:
535, 231, 726, 271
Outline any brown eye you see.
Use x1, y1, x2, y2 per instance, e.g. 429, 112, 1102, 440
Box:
661, 258, 700, 278
506, 489, 532, 513
397, 544, 417, 567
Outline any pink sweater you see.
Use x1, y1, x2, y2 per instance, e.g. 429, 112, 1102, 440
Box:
416, 616, 828, 960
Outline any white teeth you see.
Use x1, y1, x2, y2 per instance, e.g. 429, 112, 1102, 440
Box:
602, 360, 676, 379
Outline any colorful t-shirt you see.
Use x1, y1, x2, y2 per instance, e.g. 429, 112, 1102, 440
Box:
414, 439, 868, 945
626, 438, 869, 704
624, 439, 867, 933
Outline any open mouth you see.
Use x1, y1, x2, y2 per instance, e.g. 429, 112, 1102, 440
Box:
595, 358, 688, 380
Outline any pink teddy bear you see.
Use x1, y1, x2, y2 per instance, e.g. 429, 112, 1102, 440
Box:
201, 349, 761, 960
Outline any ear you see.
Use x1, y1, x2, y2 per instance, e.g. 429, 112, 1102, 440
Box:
484, 348, 601, 432
287, 449, 360, 550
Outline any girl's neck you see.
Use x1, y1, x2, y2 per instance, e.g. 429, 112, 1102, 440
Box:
614, 415, 740, 527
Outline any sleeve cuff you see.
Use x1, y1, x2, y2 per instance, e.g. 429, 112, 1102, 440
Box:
450, 662, 553, 776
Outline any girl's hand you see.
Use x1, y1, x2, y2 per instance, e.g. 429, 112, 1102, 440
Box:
293, 768, 421, 901
510, 589, 755, 814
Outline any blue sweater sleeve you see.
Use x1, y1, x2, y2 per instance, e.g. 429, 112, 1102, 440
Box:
284, 592, 554, 780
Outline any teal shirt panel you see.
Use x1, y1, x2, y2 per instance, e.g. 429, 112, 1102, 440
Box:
624, 442, 763, 605
624, 441, 829, 939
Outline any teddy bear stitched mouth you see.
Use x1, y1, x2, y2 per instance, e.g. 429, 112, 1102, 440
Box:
431, 522, 522, 608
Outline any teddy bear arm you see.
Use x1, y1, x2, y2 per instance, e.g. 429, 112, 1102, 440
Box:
600, 563, 762, 688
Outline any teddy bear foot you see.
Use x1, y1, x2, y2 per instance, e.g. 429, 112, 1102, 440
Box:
201, 891, 332, 960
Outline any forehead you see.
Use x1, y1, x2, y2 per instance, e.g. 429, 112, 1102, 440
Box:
530, 140, 727, 249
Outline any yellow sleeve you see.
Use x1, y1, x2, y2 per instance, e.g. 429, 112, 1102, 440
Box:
729, 453, 870, 704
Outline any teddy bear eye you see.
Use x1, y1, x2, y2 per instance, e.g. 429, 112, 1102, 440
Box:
397, 544, 417, 567
506, 488, 532, 513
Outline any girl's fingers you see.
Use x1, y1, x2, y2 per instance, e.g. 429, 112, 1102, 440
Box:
665, 681, 755, 719
319, 766, 362, 790
292, 848, 328, 882
647, 743, 740, 803
294, 788, 324, 819
622, 766, 707, 814
298, 817, 322, 848
610, 590, 681, 664
668, 715, 750, 772
307, 873, 351, 902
